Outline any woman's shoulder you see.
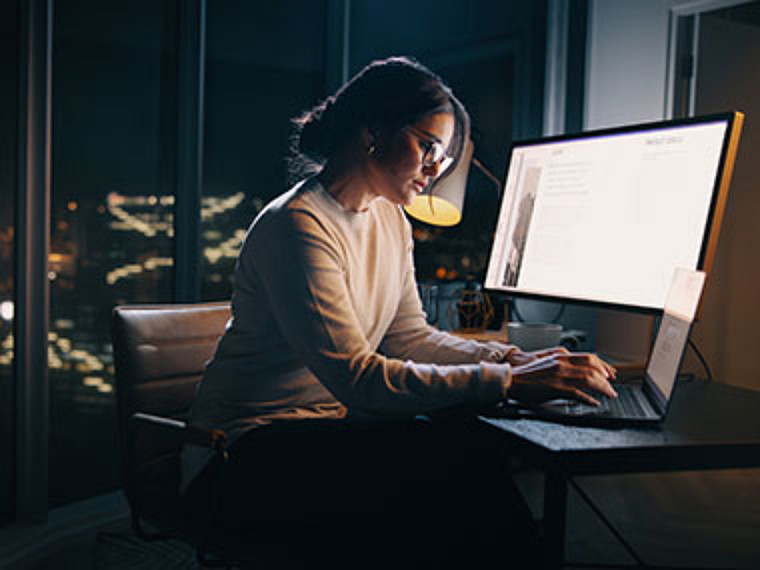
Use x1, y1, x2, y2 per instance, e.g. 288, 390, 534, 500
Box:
247, 180, 336, 246
251, 180, 318, 226
259, 179, 314, 212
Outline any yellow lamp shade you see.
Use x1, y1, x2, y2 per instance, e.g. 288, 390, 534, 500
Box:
404, 195, 462, 226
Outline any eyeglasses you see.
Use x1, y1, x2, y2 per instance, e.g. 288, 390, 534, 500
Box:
402, 126, 453, 173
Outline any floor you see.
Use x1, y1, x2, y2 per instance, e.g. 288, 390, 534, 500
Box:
7, 468, 760, 569
7, 516, 198, 569
515, 468, 760, 570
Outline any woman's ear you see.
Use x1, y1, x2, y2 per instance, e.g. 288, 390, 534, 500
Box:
360, 126, 377, 156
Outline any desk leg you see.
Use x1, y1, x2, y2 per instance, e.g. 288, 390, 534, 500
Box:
543, 470, 568, 570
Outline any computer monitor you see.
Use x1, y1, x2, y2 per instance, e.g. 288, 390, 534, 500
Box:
484, 112, 743, 312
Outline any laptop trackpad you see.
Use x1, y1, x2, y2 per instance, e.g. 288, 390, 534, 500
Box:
539, 398, 613, 416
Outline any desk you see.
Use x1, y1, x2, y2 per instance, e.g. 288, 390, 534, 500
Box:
479, 380, 760, 569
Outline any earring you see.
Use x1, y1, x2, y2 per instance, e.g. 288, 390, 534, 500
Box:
367, 143, 376, 156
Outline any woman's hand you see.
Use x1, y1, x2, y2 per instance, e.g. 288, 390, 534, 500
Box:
508, 352, 617, 406
507, 346, 570, 367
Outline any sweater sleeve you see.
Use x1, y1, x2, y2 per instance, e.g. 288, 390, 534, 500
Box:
250, 206, 511, 415
378, 215, 519, 365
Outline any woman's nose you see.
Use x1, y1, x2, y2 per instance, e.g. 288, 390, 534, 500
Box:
422, 161, 441, 178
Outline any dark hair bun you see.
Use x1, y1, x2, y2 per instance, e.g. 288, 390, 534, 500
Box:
289, 56, 469, 182
294, 96, 336, 160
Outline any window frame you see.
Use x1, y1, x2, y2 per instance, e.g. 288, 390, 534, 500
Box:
16, 0, 53, 523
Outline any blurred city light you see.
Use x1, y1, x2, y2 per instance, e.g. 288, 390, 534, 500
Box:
0, 301, 12, 321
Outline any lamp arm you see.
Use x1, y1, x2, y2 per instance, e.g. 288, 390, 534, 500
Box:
471, 157, 503, 193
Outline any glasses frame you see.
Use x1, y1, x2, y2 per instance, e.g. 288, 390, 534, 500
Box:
402, 125, 454, 173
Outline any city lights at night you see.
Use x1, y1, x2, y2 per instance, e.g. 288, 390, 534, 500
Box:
0, 190, 253, 393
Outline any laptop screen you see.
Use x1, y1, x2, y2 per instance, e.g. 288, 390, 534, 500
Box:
645, 269, 706, 409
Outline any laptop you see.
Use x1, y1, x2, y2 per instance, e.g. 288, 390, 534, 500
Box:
494, 268, 706, 427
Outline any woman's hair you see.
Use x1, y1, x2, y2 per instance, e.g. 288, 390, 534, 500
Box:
289, 56, 470, 182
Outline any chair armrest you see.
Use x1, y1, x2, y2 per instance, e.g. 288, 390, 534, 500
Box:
130, 412, 228, 453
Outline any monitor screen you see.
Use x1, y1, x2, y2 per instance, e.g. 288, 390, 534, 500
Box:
484, 112, 743, 312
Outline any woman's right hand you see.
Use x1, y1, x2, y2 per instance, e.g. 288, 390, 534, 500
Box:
508, 352, 617, 406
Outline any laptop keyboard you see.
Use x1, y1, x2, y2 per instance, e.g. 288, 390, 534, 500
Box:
602, 385, 648, 416
566, 384, 654, 418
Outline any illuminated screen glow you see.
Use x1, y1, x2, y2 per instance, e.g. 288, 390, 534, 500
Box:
485, 117, 733, 311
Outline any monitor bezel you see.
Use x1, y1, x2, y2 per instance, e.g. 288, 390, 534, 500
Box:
483, 111, 744, 315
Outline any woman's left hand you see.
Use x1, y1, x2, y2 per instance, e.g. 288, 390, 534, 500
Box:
507, 346, 570, 367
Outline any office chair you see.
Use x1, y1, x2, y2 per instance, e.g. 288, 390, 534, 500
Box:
111, 301, 287, 568
112, 302, 488, 569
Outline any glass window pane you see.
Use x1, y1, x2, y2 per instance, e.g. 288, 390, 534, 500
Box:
201, 1, 327, 301
50, 0, 177, 507
0, 0, 19, 527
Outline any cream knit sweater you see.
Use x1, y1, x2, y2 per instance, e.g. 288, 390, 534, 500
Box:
182, 178, 515, 489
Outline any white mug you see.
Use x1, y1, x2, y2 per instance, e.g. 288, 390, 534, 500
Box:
507, 322, 563, 351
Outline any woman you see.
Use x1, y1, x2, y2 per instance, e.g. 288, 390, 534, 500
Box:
183, 56, 616, 568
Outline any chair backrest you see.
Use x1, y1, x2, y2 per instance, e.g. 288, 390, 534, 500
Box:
112, 301, 231, 420
111, 302, 231, 529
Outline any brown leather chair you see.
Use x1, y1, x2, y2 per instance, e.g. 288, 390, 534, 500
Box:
111, 301, 251, 567
112, 302, 391, 569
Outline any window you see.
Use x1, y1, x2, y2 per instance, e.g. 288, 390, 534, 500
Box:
5, 0, 332, 520
49, 0, 177, 507
47, 0, 331, 508
201, 1, 328, 301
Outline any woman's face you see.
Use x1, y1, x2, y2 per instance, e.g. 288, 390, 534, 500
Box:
367, 112, 455, 207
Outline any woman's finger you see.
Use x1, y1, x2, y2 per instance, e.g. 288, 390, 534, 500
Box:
562, 353, 615, 380
584, 372, 618, 399
553, 360, 618, 399
601, 359, 618, 379
590, 355, 617, 380
565, 386, 601, 406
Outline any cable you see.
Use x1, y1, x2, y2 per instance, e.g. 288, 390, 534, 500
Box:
569, 478, 646, 567
688, 337, 713, 382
